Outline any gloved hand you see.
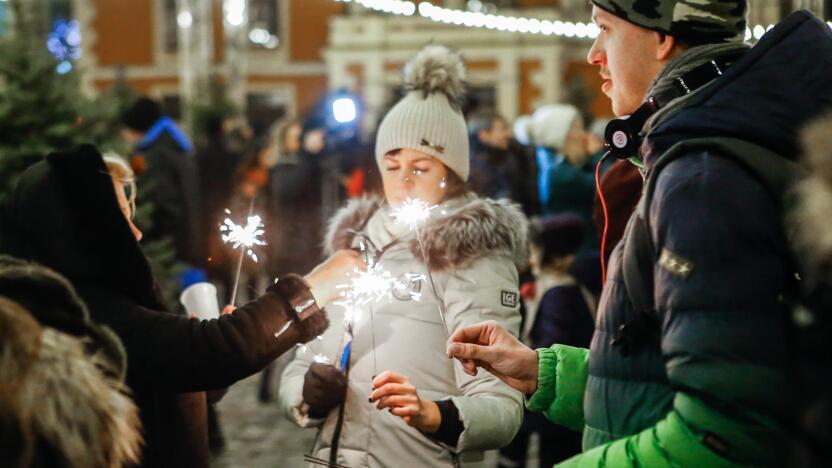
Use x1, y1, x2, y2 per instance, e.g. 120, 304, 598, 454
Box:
302, 363, 348, 418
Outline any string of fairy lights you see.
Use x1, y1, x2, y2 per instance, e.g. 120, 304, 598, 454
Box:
333, 0, 832, 41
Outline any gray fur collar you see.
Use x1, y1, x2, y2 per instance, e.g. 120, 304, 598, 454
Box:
325, 195, 528, 271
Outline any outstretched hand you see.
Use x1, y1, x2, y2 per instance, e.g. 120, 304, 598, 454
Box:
447, 320, 540, 395
370, 371, 441, 433
304, 249, 366, 307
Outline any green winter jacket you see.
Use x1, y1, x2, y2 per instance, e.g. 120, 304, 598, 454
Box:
527, 344, 787, 467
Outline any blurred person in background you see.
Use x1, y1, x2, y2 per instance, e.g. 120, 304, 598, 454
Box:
500, 214, 595, 468
468, 110, 517, 201
121, 96, 202, 269
195, 112, 244, 296
531, 104, 599, 250
267, 113, 342, 280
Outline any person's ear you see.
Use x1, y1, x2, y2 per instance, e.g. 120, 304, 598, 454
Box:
656, 33, 677, 61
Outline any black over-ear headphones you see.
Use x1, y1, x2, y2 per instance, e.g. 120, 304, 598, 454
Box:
604, 97, 659, 161
603, 54, 744, 161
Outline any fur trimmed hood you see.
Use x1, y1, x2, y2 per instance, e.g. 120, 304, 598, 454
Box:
0, 298, 142, 468
325, 195, 529, 271
0, 255, 127, 379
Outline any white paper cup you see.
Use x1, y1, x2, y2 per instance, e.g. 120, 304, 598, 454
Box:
180, 282, 220, 321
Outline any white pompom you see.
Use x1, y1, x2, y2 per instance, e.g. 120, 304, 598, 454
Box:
404, 45, 466, 107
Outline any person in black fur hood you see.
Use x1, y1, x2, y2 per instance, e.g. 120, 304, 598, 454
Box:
0, 144, 362, 467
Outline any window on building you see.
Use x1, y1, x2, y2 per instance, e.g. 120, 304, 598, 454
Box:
164, 0, 280, 53
248, 0, 280, 49
164, 0, 178, 53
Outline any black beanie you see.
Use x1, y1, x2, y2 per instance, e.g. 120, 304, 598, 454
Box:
536, 214, 586, 265
121, 97, 162, 132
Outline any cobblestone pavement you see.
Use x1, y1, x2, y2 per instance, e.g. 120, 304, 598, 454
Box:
210, 357, 537, 468
211, 358, 316, 468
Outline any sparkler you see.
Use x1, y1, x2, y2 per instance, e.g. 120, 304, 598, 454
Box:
333, 261, 399, 374
219, 203, 266, 306
390, 198, 452, 338
391, 197, 435, 230
335, 263, 401, 311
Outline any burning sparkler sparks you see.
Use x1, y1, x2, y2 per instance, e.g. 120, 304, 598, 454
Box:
220, 205, 267, 306
336, 263, 400, 310
391, 197, 435, 231
220, 212, 266, 262
391, 198, 453, 339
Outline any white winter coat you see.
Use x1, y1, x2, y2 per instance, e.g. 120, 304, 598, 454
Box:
279, 194, 528, 468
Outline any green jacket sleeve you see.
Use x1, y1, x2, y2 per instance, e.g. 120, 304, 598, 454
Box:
526, 344, 589, 432
556, 394, 758, 468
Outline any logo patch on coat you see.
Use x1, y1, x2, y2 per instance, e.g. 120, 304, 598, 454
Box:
659, 248, 695, 279
501, 291, 518, 308
392, 273, 425, 301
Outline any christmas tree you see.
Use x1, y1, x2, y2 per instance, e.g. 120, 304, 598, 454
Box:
0, 0, 121, 203
0, 0, 183, 309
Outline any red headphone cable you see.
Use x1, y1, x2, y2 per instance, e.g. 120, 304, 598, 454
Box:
596, 153, 612, 285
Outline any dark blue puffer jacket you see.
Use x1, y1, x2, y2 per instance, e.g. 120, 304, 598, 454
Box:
584, 10, 832, 466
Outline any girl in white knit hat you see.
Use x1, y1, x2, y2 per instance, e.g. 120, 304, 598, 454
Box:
280, 45, 527, 467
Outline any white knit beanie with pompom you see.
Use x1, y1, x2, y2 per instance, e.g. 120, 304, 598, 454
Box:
375, 45, 470, 181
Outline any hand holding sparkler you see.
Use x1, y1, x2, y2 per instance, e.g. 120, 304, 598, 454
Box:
304, 249, 367, 308
370, 371, 441, 433
447, 320, 540, 396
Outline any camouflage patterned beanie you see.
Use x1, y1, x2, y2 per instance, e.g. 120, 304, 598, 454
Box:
591, 0, 748, 44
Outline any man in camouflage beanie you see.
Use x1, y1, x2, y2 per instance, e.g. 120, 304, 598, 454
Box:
448, 1, 832, 467
591, 0, 747, 44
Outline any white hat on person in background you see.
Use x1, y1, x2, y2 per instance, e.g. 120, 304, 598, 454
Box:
531, 104, 580, 150
513, 115, 534, 146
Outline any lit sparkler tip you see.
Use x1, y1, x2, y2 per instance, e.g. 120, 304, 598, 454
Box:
391, 197, 436, 230
220, 210, 268, 262
334, 262, 405, 326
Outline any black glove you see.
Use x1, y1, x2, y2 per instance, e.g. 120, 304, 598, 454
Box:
302, 363, 348, 418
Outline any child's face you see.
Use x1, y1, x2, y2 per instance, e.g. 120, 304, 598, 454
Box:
381, 149, 449, 207
529, 244, 541, 273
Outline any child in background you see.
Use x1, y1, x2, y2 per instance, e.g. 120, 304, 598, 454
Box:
502, 214, 595, 468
